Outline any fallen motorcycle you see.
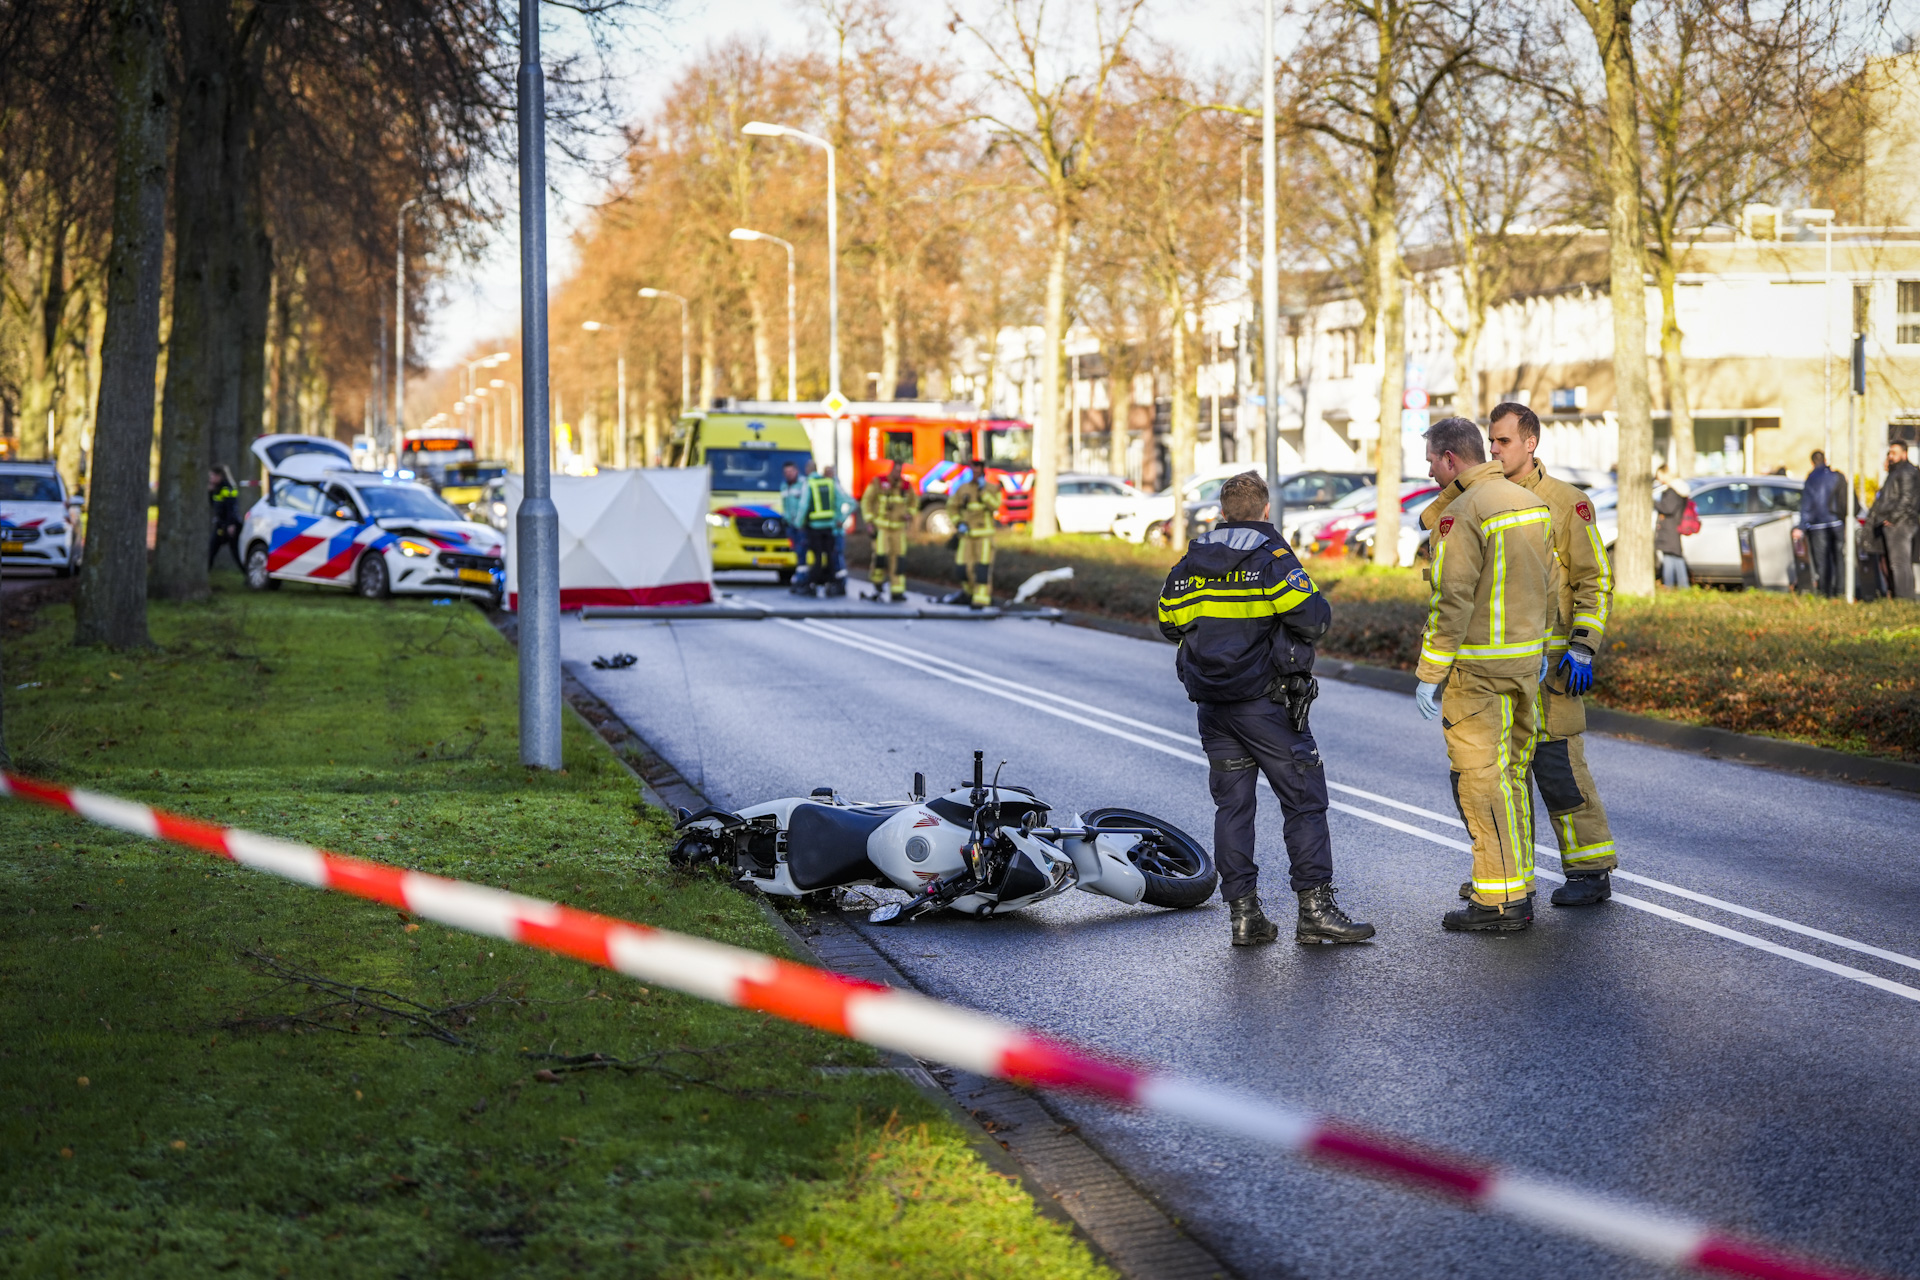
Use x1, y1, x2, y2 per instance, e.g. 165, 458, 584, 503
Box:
668, 751, 1218, 925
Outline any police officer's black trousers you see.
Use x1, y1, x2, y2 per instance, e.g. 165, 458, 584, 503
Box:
1197, 698, 1334, 900
208, 526, 242, 571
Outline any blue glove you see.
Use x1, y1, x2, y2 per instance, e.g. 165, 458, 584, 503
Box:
1557, 644, 1595, 696
1539, 651, 1552, 685
1415, 681, 1442, 720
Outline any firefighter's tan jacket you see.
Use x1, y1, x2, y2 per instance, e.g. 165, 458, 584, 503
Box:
951, 477, 1001, 537
863, 475, 915, 530
1513, 462, 1611, 654
1415, 460, 1561, 684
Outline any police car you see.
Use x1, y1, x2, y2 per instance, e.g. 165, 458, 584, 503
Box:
0, 460, 80, 576
240, 434, 503, 602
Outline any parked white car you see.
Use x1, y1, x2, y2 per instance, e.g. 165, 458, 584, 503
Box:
1054, 473, 1145, 534
1664, 475, 1804, 584
241, 436, 503, 602
0, 461, 80, 576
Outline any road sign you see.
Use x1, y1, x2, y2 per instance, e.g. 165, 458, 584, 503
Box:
822, 389, 849, 416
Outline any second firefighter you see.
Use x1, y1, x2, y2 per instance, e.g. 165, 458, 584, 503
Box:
948, 460, 1000, 609
862, 459, 916, 603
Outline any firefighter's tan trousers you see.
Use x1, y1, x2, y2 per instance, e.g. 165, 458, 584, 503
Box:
1442, 667, 1539, 906
870, 524, 908, 593
957, 534, 994, 605
1531, 668, 1618, 873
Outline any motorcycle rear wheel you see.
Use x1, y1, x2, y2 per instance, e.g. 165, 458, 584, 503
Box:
1082, 808, 1217, 909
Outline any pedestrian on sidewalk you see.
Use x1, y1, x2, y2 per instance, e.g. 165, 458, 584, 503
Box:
1654, 466, 1691, 589
1865, 440, 1918, 599
207, 467, 243, 572
1800, 451, 1847, 597
1485, 403, 1618, 906
1413, 417, 1560, 933
1156, 470, 1374, 948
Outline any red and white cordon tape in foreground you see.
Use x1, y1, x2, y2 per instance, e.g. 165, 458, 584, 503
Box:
1, 771, 1886, 1280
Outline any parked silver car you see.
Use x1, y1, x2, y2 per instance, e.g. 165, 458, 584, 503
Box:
1665, 476, 1804, 585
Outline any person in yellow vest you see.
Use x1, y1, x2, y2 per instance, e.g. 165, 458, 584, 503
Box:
1485, 401, 1619, 906
1413, 416, 1561, 932
949, 460, 1001, 609
862, 459, 915, 603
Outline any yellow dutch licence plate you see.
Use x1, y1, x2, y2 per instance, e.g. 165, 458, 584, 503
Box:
0, 541, 22, 554
457, 568, 494, 584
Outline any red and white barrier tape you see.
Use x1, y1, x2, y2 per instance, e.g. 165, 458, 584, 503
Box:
0, 771, 1886, 1280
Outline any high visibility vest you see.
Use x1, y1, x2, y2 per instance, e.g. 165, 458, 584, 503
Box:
806, 476, 839, 528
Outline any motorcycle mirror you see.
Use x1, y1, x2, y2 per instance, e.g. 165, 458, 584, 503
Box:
868, 903, 905, 925
911, 771, 925, 802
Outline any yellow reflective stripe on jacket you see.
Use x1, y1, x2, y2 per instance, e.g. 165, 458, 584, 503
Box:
1480, 508, 1551, 537
1158, 587, 1312, 627
1581, 521, 1612, 632
1160, 579, 1307, 607
1457, 638, 1546, 659
1490, 519, 1508, 642
1572, 612, 1606, 631
1420, 644, 1458, 668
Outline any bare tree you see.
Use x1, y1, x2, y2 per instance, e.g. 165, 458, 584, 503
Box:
956, 0, 1146, 538
1290, 0, 1479, 567
74, 0, 170, 650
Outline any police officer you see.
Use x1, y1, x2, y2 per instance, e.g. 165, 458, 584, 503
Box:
803, 465, 852, 597
207, 467, 242, 571
1485, 402, 1617, 906
862, 459, 914, 602
1157, 471, 1374, 947
1413, 417, 1560, 932
949, 460, 1000, 609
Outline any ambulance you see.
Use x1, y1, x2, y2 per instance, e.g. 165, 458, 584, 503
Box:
665, 411, 814, 581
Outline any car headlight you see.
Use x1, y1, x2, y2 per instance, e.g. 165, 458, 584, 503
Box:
43, 523, 66, 536
705, 512, 727, 527
397, 539, 435, 558
1195, 505, 1220, 522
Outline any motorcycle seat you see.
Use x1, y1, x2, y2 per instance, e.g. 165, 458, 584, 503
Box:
788, 803, 893, 891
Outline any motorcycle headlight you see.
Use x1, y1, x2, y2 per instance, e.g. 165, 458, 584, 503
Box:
397, 539, 435, 558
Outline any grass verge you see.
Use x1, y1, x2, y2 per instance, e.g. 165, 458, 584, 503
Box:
0, 577, 1112, 1279
880, 533, 1920, 762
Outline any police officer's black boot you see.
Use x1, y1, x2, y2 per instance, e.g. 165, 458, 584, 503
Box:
1442, 894, 1534, 932
1296, 884, 1375, 944
1227, 893, 1279, 946
1550, 871, 1612, 907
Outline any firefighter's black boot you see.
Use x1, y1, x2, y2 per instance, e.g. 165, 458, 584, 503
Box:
1296, 884, 1375, 944
1227, 893, 1279, 946
1442, 894, 1534, 932
1551, 871, 1612, 907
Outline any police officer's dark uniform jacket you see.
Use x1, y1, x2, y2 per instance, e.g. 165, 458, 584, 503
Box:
1157, 521, 1335, 901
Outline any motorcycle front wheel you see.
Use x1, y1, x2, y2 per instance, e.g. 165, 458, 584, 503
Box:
1081, 808, 1218, 909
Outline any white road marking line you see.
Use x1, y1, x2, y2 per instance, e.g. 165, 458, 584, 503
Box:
811, 620, 1920, 976
791, 619, 1920, 1005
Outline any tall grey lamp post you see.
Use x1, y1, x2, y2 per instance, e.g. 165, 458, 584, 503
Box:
729, 228, 797, 401
742, 121, 842, 468
515, 0, 562, 770
637, 288, 691, 418
394, 197, 420, 462
1261, 0, 1283, 530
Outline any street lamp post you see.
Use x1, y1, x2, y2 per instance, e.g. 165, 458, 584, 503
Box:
516, 0, 562, 770
729, 228, 797, 402
637, 288, 690, 419
1794, 209, 1836, 461
743, 121, 841, 469
394, 197, 420, 462
1261, 0, 1283, 530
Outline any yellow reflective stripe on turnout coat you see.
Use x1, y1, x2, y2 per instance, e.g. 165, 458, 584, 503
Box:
1416, 460, 1561, 684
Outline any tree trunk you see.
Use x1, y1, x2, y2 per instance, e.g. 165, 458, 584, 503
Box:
698, 302, 717, 409
16, 216, 65, 460
65, 279, 108, 491
74, 0, 169, 651
1107, 347, 1132, 478
1655, 253, 1694, 476
876, 257, 900, 402
153, 0, 235, 602
233, 214, 271, 474
271, 271, 297, 438
1581, 0, 1655, 595
1166, 282, 1194, 517
1032, 212, 1070, 538
642, 361, 661, 467
1452, 314, 1481, 421
1372, 184, 1406, 567
741, 265, 773, 401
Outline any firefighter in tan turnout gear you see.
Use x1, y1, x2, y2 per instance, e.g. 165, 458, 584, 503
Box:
1487, 401, 1619, 907
948, 461, 1001, 609
1412, 417, 1561, 932
863, 459, 915, 603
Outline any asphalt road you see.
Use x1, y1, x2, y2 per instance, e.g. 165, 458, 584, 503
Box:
565, 584, 1920, 1280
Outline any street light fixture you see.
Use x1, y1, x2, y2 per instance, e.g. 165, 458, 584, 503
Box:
742, 120, 842, 469
637, 288, 691, 419
729, 228, 797, 402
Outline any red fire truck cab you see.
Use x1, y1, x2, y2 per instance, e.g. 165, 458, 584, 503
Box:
795, 402, 1035, 537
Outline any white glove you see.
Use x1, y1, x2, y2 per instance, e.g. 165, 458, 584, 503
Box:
1416, 681, 1442, 720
